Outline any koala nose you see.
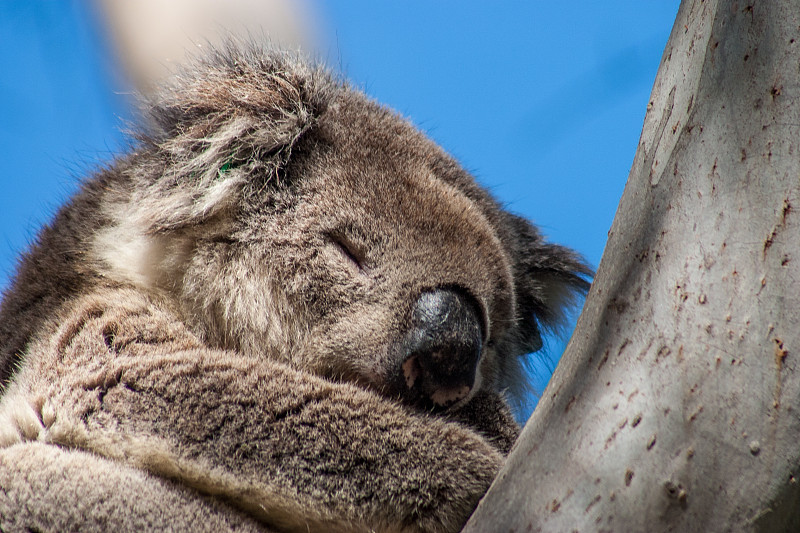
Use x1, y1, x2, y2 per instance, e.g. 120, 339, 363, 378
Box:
399, 288, 484, 409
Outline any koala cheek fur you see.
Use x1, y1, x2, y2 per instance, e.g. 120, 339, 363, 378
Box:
0, 44, 591, 533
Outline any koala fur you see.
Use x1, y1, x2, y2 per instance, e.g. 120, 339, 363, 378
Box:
0, 45, 590, 533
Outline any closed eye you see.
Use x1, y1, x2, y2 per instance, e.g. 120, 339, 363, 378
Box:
328, 232, 368, 272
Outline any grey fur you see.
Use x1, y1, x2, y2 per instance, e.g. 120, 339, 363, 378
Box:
0, 44, 590, 533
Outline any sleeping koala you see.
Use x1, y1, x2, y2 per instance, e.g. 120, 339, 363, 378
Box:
0, 45, 590, 533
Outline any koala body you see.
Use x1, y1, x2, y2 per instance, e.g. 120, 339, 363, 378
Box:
0, 46, 589, 533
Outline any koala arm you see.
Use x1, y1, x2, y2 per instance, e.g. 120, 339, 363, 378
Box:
2, 289, 507, 533
448, 390, 520, 455
0, 442, 270, 533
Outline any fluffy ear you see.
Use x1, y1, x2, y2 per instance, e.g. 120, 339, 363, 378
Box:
501, 213, 592, 358
494, 213, 591, 415
127, 45, 335, 233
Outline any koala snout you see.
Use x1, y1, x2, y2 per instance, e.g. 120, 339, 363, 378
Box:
398, 289, 484, 409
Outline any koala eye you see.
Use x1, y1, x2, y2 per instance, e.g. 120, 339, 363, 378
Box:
327, 232, 368, 273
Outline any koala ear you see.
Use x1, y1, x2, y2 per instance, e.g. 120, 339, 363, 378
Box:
130, 46, 334, 233
501, 213, 592, 358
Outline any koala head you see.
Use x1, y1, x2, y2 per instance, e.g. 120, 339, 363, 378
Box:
93, 46, 590, 414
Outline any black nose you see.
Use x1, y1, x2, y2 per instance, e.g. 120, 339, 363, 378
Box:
399, 288, 484, 408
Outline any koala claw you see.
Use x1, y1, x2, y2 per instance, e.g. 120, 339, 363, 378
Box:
0, 395, 46, 447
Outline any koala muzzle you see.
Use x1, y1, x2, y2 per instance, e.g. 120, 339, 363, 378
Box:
399, 288, 484, 409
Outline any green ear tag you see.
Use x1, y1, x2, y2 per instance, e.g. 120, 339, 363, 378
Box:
218, 160, 233, 179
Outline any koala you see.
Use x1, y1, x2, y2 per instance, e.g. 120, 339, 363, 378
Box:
0, 45, 590, 533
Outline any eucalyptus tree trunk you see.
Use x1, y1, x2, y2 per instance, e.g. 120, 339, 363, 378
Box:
466, 1, 800, 531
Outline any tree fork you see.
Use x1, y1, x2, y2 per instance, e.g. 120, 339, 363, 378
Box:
466, 1, 800, 531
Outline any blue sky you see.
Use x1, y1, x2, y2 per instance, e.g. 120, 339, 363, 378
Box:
0, 1, 680, 415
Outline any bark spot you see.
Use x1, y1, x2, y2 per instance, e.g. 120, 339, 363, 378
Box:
749, 440, 761, 455
605, 427, 621, 449
597, 349, 610, 370
625, 469, 634, 486
656, 346, 671, 362
632, 413, 642, 427
774, 338, 788, 368
564, 395, 577, 413
617, 339, 631, 357
664, 481, 688, 507
647, 434, 657, 450
764, 228, 778, 255
675, 282, 689, 303
585, 495, 602, 514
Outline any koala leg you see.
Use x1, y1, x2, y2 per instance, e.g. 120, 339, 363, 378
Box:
7, 290, 504, 533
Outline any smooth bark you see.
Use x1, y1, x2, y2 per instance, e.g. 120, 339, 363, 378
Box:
466, 1, 800, 531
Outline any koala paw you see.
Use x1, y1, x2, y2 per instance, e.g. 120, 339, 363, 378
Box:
0, 395, 49, 447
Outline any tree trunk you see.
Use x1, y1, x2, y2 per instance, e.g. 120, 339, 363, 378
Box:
465, 1, 800, 531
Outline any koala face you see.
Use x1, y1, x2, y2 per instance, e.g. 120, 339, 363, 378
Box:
87, 49, 590, 414
267, 99, 519, 409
